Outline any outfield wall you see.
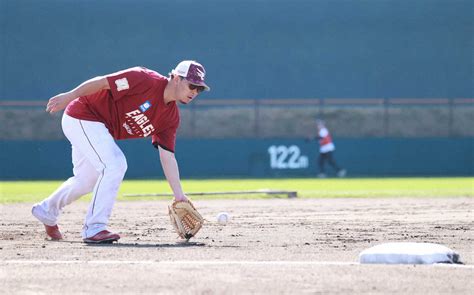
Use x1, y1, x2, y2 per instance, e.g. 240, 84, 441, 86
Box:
1, 138, 472, 180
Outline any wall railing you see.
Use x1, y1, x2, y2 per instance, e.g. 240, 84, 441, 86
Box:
1, 98, 473, 139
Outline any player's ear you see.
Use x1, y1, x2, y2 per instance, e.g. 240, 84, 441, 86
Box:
172, 75, 181, 83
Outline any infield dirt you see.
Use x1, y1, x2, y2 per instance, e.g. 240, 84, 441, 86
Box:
1, 198, 473, 294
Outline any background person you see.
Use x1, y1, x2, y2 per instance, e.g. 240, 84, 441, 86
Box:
310, 119, 346, 178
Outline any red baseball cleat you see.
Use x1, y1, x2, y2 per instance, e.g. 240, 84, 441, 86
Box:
44, 224, 63, 240
83, 230, 120, 244
32, 205, 63, 240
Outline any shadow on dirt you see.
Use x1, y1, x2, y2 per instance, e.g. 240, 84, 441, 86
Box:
85, 241, 207, 248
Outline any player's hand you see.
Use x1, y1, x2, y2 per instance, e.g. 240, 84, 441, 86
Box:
174, 194, 189, 202
46, 92, 75, 113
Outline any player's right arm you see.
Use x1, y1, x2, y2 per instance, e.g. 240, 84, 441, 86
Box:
46, 76, 110, 113
158, 145, 188, 202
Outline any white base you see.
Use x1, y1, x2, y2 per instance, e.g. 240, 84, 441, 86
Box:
359, 242, 461, 264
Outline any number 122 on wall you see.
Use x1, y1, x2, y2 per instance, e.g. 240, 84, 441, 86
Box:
268, 145, 309, 169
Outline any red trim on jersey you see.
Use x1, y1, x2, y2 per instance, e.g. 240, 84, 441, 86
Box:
319, 134, 333, 146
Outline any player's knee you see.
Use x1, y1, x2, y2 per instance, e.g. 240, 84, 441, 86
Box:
116, 156, 128, 176
93, 152, 127, 181
106, 155, 128, 179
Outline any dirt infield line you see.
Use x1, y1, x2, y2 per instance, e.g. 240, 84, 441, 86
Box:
3, 260, 472, 268
2, 260, 356, 266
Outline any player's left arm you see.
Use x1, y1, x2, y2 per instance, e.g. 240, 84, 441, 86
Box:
46, 76, 110, 113
158, 146, 188, 202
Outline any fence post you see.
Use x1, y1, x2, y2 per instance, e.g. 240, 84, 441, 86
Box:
319, 98, 324, 119
254, 99, 260, 137
384, 98, 389, 137
449, 97, 454, 137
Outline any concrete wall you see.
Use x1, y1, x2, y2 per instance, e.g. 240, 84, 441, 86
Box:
1, 138, 472, 180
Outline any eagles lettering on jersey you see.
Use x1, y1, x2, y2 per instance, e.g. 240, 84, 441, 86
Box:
124, 109, 156, 137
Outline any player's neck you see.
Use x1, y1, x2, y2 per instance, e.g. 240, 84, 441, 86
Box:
163, 79, 176, 105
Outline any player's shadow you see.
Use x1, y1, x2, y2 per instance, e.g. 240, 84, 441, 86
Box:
85, 241, 206, 248
56, 240, 238, 248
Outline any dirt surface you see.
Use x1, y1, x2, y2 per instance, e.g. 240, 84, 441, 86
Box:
1, 198, 473, 294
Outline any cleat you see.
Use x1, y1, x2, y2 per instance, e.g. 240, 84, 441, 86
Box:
32, 205, 63, 240
83, 230, 120, 244
44, 224, 63, 240
337, 169, 347, 178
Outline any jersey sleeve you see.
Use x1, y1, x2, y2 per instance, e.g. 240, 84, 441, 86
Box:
106, 67, 154, 101
151, 128, 177, 153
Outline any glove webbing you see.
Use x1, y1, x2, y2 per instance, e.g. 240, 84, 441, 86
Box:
182, 214, 200, 233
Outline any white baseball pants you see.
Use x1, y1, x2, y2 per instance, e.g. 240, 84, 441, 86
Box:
34, 113, 127, 238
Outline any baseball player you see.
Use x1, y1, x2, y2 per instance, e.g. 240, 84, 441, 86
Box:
314, 119, 346, 178
32, 60, 210, 243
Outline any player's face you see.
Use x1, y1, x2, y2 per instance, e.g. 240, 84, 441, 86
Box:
177, 77, 205, 105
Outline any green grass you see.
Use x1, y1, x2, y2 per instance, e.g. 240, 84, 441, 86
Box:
0, 177, 472, 203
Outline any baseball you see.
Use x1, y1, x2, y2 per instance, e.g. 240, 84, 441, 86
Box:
217, 212, 230, 224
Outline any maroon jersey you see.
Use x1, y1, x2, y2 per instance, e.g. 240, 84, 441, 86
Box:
65, 67, 179, 152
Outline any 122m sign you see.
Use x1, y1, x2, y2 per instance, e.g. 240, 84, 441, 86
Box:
268, 145, 309, 169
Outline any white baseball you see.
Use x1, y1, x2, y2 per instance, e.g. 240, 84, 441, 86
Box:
217, 212, 230, 224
